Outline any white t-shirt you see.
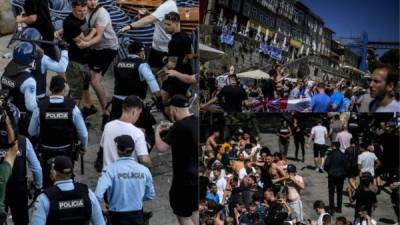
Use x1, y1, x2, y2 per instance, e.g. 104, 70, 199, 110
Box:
337, 131, 352, 153
311, 125, 327, 145
151, 0, 178, 52
375, 100, 400, 112
216, 177, 227, 204
238, 167, 256, 180
354, 217, 377, 225
101, 120, 149, 168
358, 151, 378, 176
317, 212, 330, 225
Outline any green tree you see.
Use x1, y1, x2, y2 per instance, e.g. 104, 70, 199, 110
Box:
297, 63, 310, 78
380, 49, 400, 69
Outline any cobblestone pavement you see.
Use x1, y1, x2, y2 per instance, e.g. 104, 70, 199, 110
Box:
1, 34, 180, 225
259, 133, 398, 224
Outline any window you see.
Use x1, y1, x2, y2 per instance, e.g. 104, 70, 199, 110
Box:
243, 2, 251, 17
232, 0, 242, 12
252, 6, 258, 19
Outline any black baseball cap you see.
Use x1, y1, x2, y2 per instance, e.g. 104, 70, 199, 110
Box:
165, 94, 189, 108
114, 135, 135, 152
52, 155, 73, 174
50, 75, 65, 92
128, 41, 144, 54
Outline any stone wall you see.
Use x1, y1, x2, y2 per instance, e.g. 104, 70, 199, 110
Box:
0, 0, 16, 36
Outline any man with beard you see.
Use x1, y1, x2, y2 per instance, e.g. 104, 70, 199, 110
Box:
119, 0, 178, 71
369, 64, 400, 112
155, 95, 198, 225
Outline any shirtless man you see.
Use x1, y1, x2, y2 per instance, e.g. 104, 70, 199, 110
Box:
205, 131, 220, 160
265, 153, 287, 184
286, 164, 305, 223
206, 131, 219, 152
239, 132, 251, 150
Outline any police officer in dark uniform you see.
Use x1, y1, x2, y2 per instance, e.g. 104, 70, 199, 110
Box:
28, 75, 88, 188
20, 27, 69, 100
1, 42, 38, 136
30, 155, 105, 225
111, 41, 161, 120
106, 41, 160, 154
5, 134, 43, 225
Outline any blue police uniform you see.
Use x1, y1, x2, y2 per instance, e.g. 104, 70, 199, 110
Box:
35, 50, 69, 99
28, 95, 88, 148
18, 77, 38, 113
30, 179, 105, 225
95, 157, 155, 211
24, 137, 43, 189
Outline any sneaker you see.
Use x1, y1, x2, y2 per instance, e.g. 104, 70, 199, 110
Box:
81, 105, 97, 119
101, 114, 110, 131
319, 168, 324, 173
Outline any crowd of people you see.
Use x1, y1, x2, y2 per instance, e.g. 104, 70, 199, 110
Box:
199, 113, 399, 225
0, 0, 199, 224
199, 63, 400, 113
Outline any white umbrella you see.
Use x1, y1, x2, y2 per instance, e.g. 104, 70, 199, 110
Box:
199, 43, 225, 61
237, 69, 270, 80
264, 29, 269, 42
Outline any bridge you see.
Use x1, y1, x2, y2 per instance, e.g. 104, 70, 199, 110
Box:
336, 32, 399, 72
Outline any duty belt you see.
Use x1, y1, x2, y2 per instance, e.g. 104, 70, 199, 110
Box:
42, 144, 72, 151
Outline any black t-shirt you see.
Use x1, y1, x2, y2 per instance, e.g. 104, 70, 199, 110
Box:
217, 85, 248, 113
353, 189, 377, 213
278, 126, 290, 143
261, 79, 276, 99
165, 115, 198, 186
168, 32, 193, 75
24, 0, 54, 40
63, 14, 88, 64
292, 124, 305, 140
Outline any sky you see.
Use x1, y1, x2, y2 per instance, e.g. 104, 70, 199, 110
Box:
299, 0, 400, 44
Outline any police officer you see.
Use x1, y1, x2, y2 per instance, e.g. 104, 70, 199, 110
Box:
1, 41, 38, 135
28, 75, 88, 188
30, 155, 105, 225
5, 133, 43, 225
108, 41, 160, 153
95, 135, 155, 225
20, 27, 69, 99
111, 41, 161, 124
111, 41, 161, 120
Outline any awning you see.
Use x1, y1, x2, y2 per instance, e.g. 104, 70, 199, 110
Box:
199, 43, 225, 61
290, 39, 302, 48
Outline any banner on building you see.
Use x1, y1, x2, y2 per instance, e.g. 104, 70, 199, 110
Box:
259, 43, 282, 60
219, 25, 235, 46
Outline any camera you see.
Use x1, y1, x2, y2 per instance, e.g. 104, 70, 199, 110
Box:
0, 90, 18, 158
